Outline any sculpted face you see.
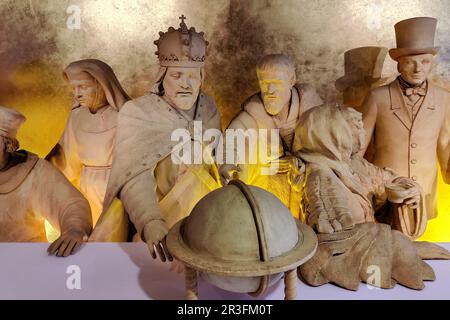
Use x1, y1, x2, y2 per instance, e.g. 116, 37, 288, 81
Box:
257, 69, 295, 116
68, 72, 107, 113
343, 85, 371, 109
398, 53, 434, 86
163, 67, 202, 111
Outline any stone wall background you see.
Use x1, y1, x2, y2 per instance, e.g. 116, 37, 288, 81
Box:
1, 0, 450, 240
1, 0, 449, 154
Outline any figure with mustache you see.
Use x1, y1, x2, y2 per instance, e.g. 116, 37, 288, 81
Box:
219, 54, 323, 217
0, 106, 92, 256
360, 17, 450, 221
46, 59, 130, 228
89, 16, 221, 262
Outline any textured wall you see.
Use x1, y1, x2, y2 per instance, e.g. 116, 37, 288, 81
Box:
1, 0, 450, 154
1, 0, 450, 239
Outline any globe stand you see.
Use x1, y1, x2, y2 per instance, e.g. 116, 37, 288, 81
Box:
184, 265, 298, 300
284, 269, 297, 300
185, 266, 198, 300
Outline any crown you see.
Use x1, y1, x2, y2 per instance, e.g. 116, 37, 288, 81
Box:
153, 15, 209, 67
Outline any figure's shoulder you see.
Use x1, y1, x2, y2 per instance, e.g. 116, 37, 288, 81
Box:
227, 109, 256, 130
241, 92, 262, 109
295, 83, 318, 95
198, 91, 220, 117
118, 93, 162, 121
305, 164, 336, 182
122, 93, 159, 110
370, 81, 392, 97
69, 105, 85, 120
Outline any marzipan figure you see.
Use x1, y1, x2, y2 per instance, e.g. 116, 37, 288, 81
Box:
220, 54, 323, 217
360, 17, 450, 219
90, 16, 221, 262
47, 59, 130, 226
0, 106, 92, 257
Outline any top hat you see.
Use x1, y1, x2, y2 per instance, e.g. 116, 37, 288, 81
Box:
335, 46, 388, 92
0, 106, 26, 139
389, 17, 440, 61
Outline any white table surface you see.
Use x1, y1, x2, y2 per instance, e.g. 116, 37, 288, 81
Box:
0, 243, 449, 300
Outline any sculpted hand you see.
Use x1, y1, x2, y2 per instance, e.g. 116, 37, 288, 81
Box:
287, 157, 306, 191
219, 164, 241, 185
143, 220, 173, 262
268, 155, 295, 174
47, 229, 88, 257
306, 175, 354, 234
388, 178, 422, 209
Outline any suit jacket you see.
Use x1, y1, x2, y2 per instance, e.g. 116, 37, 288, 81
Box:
361, 79, 450, 219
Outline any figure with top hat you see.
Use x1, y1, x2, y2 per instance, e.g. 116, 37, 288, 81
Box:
360, 17, 450, 221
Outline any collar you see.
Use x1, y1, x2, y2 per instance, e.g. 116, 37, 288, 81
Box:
397, 76, 427, 92
0, 151, 39, 194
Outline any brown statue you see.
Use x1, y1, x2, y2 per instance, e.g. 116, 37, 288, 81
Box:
0, 106, 92, 256
293, 104, 450, 290
46, 59, 130, 227
335, 46, 390, 109
89, 16, 221, 262
219, 54, 323, 217
360, 17, 450, 220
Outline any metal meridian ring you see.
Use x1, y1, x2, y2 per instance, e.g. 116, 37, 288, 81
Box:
229, 180, 269, 296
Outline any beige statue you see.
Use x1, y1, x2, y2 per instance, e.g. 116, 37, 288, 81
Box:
293, 104, 426, 237
293, 104, 450, 290
0, 106, 92, 256
89, 16, 221, 262
46, 59, 130, 226
335, 46, 390, 109
219, 54, 323, 217
360, 17, 450, 220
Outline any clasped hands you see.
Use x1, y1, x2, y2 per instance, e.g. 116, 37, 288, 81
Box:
219, 154, 305, 188
386, 177, 421, 209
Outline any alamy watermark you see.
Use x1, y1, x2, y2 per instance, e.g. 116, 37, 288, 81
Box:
66, 265, 81, 290
66, 4, 81, 30
170, 121, 282, 176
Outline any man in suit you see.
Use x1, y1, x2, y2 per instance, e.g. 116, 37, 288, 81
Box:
361, 17, 450, 220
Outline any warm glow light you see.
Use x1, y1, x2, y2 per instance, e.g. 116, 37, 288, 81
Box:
419, 170, 450, 242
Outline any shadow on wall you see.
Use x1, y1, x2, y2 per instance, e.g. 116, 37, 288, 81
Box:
204, 0, 312, 128
0, 3, 71, 157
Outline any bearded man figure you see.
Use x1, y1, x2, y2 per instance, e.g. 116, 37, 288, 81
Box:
0, 106, 92, 257
219, 54, 323, 217
89, 16, 221, 262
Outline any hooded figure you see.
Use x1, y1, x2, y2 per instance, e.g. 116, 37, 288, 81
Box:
293, 105, 450, 290
0, 106, 92, 257
293, 104, 425, 237
47, 59, 130, 227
